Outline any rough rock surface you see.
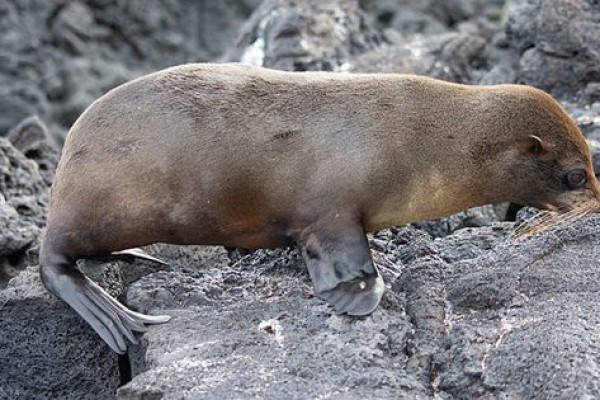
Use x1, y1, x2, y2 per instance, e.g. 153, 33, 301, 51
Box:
0, 0, 261, 142
118, 246, 423, 400
118, 214, 600, 399
6, 115, 60, 186
226, 0, 382, 72
359, 0, 505, 35
0, 137, 48, 224
433, 215, 600, 399
227, 0, 493, 84
0, 267, 120, 400
351, 32, 488, 83
0, 200, 39, 285
0, 135, 49, 286
2, 0, 600, 399
504, 0, 600, 95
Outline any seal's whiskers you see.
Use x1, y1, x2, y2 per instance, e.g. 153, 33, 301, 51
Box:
509, 199, 599, 240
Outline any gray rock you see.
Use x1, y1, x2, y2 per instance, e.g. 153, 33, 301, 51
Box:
0, 137, 48, 285
0, 267, 120, 400
370, 226, 437, 265
475, 28, 521, 86
0, 201, 39, 285
359, 0, 505, 35
119, 244, 427, 400
226, 0, 382, 72
5, 2, 600, 399
477, 62, 518, 85
433, 214, 600, 398
117, 219, 515, 399
370, 221, 511, 266
384, 9, 448, 35
0, 0, 260, 142
562, 100, 600, 142
6, 115, 60, 185
432, 223, 513, 264
352, 32, 488, 83
0, 137, 47, 215
413, 205, 509, 238
586, 83, 600, 103
0, 201, 39, 259
505, 0, 600, 94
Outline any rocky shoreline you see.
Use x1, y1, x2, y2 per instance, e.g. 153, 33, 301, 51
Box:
2, 0, 600, 399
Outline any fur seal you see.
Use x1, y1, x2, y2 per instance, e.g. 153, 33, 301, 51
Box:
39, 63, 600, 353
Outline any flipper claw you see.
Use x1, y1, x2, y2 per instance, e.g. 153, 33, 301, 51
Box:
108, 247, 169, 265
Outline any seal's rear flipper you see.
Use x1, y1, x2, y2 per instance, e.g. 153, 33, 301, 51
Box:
298, 217, 385, 316
39, 251, 170, 354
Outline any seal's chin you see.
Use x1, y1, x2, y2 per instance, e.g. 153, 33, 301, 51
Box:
523, 198, 576, 213
521, 199, 558, 212
554, 203, 574, 213
543, 191, 600, 214
537, 201, 559, 211
538, 198, 579, 213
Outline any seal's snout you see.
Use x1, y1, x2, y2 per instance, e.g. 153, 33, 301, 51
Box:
589, 176, 600, 204
584, 186, 600, 214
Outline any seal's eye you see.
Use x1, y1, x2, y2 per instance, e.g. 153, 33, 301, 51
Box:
566, 169, 587, 189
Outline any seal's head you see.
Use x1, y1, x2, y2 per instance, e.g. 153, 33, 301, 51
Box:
478, 85, 600, 213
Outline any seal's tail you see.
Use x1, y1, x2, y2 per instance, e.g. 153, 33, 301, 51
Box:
39, 245, 170, 354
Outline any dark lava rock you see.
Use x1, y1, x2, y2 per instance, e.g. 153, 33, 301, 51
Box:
119, 245, 424, 400
227, 0, 495, 96
0, 0, 261, 141
370, 221, 511, 266
116, 212, 600, 399
562, 101, 600, 141
359, 0, 505, 35
226, 0, 382, 71
352, 32, 488, 83
3, 1, 600, 399
0, 200, 39, 284
6, 115, 60, 186
116, 219, 516, 399
0, 136, 49, 286
0, 137, 48, 220
412, 205, 509, 238
433, 214, 600, 399
505, 0, 600, 95
589, 139, 600, 178
371, 226, 438, 265
0, 267, 120, 400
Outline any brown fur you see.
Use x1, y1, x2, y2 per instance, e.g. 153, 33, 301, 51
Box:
38, 63, 600, 353
46, 63, 599, 256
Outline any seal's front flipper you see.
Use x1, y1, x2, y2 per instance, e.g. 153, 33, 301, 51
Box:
39, 251, 170, 354
318, 268, 384, 315
298, 218, 385, 316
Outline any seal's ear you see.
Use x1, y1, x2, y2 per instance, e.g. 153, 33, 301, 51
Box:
524, 135, 547, 157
